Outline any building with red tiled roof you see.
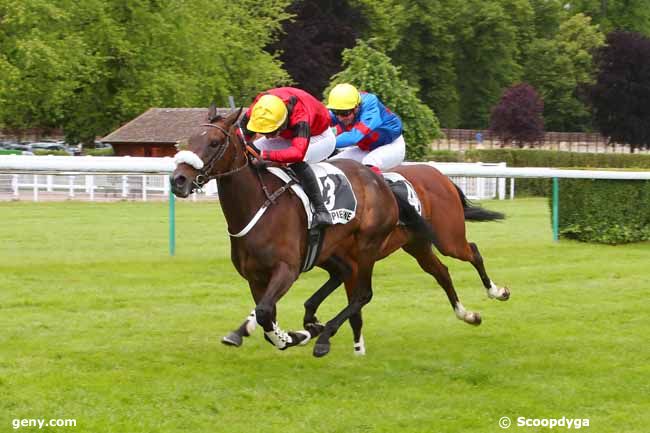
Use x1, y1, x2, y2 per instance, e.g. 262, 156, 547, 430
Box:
101, 107, 232, 156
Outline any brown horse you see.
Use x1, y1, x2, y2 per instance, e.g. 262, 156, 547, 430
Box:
170, 106, 437, 357
223, 163, 510, 355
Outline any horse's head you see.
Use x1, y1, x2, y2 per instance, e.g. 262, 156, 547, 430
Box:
171, 105, 244, 197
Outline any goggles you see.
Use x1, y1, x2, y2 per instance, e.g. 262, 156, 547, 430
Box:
332, 108, 355, 117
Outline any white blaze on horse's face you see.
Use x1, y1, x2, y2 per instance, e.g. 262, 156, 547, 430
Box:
174, 150, 204, 170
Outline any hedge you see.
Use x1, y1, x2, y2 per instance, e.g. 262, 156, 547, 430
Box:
552, 179, 650, 244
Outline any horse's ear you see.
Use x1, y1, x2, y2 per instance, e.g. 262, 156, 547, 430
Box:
207, 102, 219, 123
224, 107, 243, 127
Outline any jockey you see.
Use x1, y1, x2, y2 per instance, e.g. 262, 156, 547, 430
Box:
240, 87, 335, 227
327, 83, 405, 173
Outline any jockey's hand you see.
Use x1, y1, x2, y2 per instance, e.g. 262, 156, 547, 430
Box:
251, 157, 269, 170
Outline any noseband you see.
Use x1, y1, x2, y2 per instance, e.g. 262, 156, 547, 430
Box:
194, 123, 249, 187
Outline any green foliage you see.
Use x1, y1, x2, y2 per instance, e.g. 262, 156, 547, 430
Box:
386, 0, 461, 127
32, 149, 70, 156
554, 179, 650, 243
453, 0, 522, 128
428, 150, 465, 162
83, 147, 114, 156
524, 14, 605, 131
0, 0, 291, 144
327, 40, 441, 160
565, 0, 650, 35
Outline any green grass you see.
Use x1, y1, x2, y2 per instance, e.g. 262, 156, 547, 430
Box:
1, 198, 648, 433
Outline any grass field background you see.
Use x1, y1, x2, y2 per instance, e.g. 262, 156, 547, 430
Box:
1, 198, 648, 433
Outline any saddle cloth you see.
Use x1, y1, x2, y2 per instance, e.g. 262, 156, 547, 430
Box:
382, 172, 423, 217
267, 162, 358, 229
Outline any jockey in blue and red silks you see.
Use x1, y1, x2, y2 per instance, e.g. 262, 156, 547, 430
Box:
327, 83, 405, 174
240, 87, 335, 227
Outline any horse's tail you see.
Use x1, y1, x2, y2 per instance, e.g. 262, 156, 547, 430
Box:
394, 193, 442, 249
453, 183, 506, 221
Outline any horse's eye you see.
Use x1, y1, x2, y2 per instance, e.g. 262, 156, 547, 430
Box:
209, 139, 220, 148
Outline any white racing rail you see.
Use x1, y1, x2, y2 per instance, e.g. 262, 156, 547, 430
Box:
2, 155, 650, 248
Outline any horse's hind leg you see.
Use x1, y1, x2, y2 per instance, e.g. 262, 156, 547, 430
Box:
303, 256, 351, 335
468, 242, 510, 301
313, 259, 374, 358
403, 241, 482, 326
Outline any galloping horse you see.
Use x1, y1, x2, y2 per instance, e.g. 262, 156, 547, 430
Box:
224, 163, 510, 355
170, 106, 436, 357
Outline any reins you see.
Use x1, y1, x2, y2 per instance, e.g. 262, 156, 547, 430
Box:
194, 123, 251, 187
190, 121, 295, 237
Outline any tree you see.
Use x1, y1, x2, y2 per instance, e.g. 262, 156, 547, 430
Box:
524, 13, 604, 131
452, 0, 522, 128
588, 31, 650, 150
327, 40, 441, 160
0, 0, 292, 144
565, 0, 650, 35
489, 83, 544, 147
386, 0, 461, 127
266, 0, 365, 97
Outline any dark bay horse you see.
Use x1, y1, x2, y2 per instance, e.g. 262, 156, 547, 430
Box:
170, 106, 436, 357
224, 163, 510, 355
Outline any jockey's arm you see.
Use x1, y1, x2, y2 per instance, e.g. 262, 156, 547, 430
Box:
261, 121, 310, 164
335, 95, 383, 149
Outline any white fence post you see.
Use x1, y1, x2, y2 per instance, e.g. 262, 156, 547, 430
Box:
68, 175, 75, 198
12, 174, 19, 199
33, 174, 39, 202
86, 175, 95, 201
121, 175, 128, 198
142, 175, 147, 201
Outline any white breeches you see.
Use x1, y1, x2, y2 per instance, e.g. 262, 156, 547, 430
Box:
329, 134, 406, 171
253, 127, 336, 163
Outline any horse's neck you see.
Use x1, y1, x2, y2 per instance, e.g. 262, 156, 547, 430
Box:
217, 165, 267, 227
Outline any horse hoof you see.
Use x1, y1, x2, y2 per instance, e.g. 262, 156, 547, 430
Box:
465, 312, 482, 326
313, 343, 330, 358
221, 331, 243, 347
497, 287, 511, 301
304, 322, 325, 338
293, 330, 312, 346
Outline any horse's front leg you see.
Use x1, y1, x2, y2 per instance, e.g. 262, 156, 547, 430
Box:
254, 262, 311, 350
221, 309, 257, 347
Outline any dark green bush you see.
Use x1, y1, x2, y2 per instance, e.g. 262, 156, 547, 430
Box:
552, 179, 650, 244
83, 148, 114, 156
427, 150, 465, 162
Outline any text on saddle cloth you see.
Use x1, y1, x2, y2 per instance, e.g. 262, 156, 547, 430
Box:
267, 163, 358, 229
382, 172, 423, 217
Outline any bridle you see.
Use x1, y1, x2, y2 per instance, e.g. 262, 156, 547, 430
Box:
194, 122, 250, 187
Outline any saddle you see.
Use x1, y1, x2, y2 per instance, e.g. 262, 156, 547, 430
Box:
266, 163, 358, 272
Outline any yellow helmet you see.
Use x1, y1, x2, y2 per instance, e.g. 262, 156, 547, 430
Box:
327, 83, 361, 110
247, 94, 288, 133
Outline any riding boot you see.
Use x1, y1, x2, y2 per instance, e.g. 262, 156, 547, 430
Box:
291, 162, 332, 227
